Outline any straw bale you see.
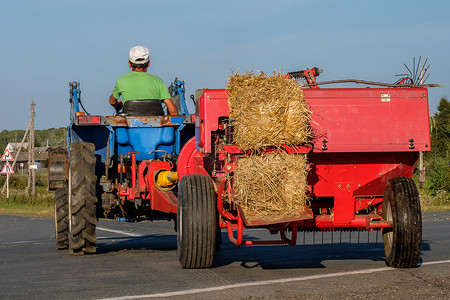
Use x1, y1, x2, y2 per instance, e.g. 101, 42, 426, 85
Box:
234, 152, 309, 221
227, 71, 312, 151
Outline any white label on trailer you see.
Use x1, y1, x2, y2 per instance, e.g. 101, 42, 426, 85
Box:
381, 93, 391, 102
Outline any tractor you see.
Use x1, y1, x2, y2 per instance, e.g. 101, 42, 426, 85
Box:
48, 79, 194, 255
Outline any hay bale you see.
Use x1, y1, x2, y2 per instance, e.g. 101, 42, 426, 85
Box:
227, 71, 312, 151
234, 152, 309, 222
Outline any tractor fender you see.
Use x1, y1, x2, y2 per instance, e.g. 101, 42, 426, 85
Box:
48, 147, 68, 190
177, 137, 210, 179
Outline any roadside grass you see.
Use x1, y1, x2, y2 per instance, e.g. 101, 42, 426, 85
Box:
0, 174, 448, 218
419, 190, 450, 212
0, 173, 54, 218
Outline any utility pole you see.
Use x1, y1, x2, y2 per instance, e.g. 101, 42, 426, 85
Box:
1, 121, 31, 194
419, 67, 426, 188
27, 99, 36, 197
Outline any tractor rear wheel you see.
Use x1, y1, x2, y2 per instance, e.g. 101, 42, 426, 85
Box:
382, 177, 422, 268
54, 186, 69, 249
177, 174, 217, 268
68, 142, 98, 255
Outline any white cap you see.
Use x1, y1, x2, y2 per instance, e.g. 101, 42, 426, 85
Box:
129, 46, 149, 64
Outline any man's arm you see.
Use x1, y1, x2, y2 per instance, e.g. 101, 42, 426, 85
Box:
109, 94, 123, 110
163, 98, 178, 115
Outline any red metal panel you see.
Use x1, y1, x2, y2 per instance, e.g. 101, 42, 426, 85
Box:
333, 182, 355, 224
304, 88, 431, 153
150, 188, 178, 214
146, 161, 178, 214
294, 214, 391, 230
198, 89, 229, 153
308, 152, 417, 197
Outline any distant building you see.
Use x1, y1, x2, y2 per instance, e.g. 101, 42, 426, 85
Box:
6, 142, 29, 153
35, 146, 50, 154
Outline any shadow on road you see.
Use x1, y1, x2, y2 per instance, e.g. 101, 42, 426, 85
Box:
96, 234, 177, 253
214, 240, 386, 269
94, 231, 431, 269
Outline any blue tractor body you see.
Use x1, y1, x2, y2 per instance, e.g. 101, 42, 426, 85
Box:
51, 79, 195, 222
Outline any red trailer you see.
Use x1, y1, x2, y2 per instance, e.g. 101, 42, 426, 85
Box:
176, 70, 430, 269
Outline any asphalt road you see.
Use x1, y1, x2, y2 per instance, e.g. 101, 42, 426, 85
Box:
0, 212, 449, 300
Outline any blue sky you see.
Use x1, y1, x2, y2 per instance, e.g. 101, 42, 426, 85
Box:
0, 0, 449, 130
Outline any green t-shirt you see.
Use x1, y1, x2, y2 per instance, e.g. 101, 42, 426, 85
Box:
112, 72, 171, 102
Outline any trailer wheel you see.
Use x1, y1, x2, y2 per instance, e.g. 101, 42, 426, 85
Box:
382, 177, 422, 268
54, 186, 69, 249
68, 142, 98, 255
177, 174, 217, 268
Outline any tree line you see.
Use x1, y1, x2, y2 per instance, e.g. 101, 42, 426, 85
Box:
421, 97, 450, 196
0, 127, 66, 151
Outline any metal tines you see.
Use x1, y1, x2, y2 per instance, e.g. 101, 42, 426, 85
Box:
397, 56, 431, 85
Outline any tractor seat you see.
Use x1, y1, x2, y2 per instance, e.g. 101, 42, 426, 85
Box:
122, 99, 165, 116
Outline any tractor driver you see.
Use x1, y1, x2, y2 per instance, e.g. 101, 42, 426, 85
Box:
109, 46, 178, 115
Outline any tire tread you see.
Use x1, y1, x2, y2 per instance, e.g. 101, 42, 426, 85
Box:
177, 174, 217, 269
383, 176, 422, 268
68, 142, 98, 255
54, 186, 69, 249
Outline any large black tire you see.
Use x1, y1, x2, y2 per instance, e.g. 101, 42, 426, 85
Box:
382, 177, 422, 268
177, 174, 217, 268
68, 142, 98, 255
54, 186, 69, 249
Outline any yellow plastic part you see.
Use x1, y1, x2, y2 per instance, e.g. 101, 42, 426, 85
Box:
157, 170, 178, 188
